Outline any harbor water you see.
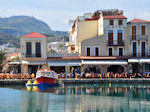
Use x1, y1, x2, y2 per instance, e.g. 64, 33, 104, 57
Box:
0, 84, 150, 112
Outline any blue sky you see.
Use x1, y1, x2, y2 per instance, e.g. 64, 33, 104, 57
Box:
0, 0, 150, 31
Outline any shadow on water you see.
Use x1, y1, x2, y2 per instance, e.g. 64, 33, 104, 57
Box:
1, 84, 150, 112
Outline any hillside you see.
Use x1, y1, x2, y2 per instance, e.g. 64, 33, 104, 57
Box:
0, 16, 55, 36
0, 16, 68, 47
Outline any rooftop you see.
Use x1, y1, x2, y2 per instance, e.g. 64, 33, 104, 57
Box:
103, 15, 127, 19
21, 32, 46, 38
129, 18, 150, 23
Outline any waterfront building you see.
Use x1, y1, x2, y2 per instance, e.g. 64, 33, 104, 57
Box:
20, 32, 47, 74
127, 18, 150, 74
68, 9, 128, 74
47, 41, 68, 54
20, 9, 150, 75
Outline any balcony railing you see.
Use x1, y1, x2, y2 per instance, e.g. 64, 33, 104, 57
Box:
26, 54, 41, 58
107, 40, 124, 46
131, 52, 150, 58
130, 35, 148, 40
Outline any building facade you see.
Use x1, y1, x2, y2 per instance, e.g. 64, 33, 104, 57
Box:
68, 9, 150, 74
20, 9, 150, 75
20, 32, 47, 74
127, 18, 150, 74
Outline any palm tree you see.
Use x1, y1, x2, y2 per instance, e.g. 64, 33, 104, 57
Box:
0, 51, 6, 71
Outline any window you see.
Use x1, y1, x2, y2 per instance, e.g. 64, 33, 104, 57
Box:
94, 47, 100, 56
109, 20, 114, 25
108, 48, 113, 56
119, 48, 123, 56
108, 30, 113, 45
132, 42, 137, 57
132, 26, 136, 40
71, 45, 75, 50
86, 47, 91, 56
36, 42, 41, 57
145, 64, 150, 72
141, 25, 146, 36
117, 30, 123, 45
141, 42, 146, 57
118, 20, 122, 25
26, 42, 32, 57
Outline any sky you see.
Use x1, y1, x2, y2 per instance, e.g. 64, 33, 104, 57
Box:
0, 0, 150, 31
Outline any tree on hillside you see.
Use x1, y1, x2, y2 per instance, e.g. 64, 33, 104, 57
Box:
0, 51, 6, 72
11, 56, 21, 62
49, 49, 56, 54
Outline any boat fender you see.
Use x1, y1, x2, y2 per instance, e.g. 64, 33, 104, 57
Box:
27, 80, 32, 85
33, 80, 39, 84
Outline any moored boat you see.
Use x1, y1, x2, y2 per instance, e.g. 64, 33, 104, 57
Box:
35, 69, 58, 87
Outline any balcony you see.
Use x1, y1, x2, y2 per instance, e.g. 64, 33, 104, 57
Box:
130, 35, 148, 40
25, 54, 41, 58
107, 40, 125, 46
131, 52, 150, 58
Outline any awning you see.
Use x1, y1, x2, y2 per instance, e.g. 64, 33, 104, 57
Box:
139, 59, 150, 63
128, 59, 139, 63
48, 61, 81, 66
22, 60, 46, 65
128, 58, 150, 63
82, 60, 128, 65
8, 62, 21, 65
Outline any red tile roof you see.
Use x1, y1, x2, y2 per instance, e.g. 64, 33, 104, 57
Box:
7, 52, 21, 61
47, 56, 131, 60
21, 32, 46, 38
103, 15, 127, 19
129, 18, 150, 23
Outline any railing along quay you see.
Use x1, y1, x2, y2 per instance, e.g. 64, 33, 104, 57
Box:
60, 78, 150, 84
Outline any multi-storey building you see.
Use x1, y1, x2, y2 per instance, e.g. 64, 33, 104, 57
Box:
20, 9, 150, 75
20, 32, 47, 74
69, 9, 129, 74
127, 18, 150, 74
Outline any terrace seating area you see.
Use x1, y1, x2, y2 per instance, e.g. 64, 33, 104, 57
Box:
0, 73, 35, 80
0, 72, 150, 80
58, 72, 150, 79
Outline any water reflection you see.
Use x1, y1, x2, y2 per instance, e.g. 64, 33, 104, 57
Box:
9, 84, 150, 112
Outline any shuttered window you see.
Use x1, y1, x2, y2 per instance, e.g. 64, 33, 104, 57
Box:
118, 20, 122, 25
109, 20, 114, 25
141, 25, 146, 35
87, 47, 91, 56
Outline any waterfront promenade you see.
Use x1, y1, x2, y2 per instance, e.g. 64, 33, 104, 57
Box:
1, 72, 150, 85
1, 78, 150, 85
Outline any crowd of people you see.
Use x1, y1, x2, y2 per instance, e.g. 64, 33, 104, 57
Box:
0, 72, 150, 80
58, 72, 150, 78
0, 73, 35, 80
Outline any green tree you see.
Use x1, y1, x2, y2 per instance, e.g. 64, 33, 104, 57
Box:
0, 51, 6, 71
0, 51, 6, 65
49, 49, 56, 54
58, 44, 64, 50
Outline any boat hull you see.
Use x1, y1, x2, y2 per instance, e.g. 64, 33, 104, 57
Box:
36, 77, 58, 86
